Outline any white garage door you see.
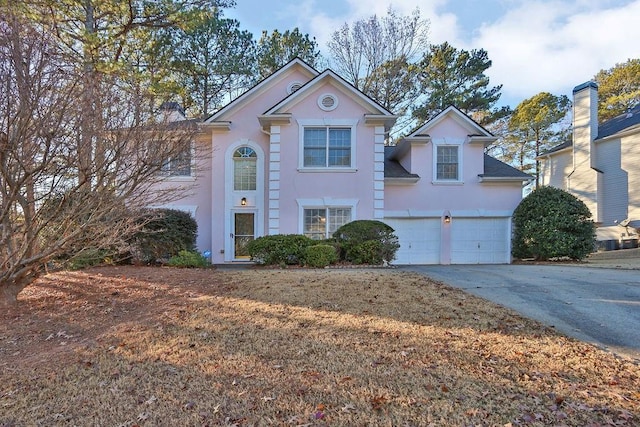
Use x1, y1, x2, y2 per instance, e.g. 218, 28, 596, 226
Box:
384, 218, 441, 264
450, 218, 510, 264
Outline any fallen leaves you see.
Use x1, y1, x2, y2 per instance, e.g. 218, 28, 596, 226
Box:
1, 267, 639, 426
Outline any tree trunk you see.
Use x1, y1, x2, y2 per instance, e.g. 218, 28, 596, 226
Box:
0, 281, 26, 307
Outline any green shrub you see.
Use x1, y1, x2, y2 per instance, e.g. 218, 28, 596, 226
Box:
167, 250, 208, 268
130, 209, 198, 263
246, 234, 313, 265
305, 244, 338, 268
512, 186, 595, 260
333, 220, 399, 264
66, 248, 112, 270
345, 240, 384, 265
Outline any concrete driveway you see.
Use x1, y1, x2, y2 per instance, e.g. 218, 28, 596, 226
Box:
403, 264, 640, 360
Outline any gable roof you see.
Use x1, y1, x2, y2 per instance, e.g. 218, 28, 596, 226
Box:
480, 155, 532, 181
203, 57, 318, 124
539, 140, 572, 157
596, 103, 640, 140
540, 103, 640, 157
407, 105, 495, 139
263, 68, 395, 118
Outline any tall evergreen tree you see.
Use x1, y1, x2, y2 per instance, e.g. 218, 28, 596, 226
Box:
256, 28, 320, 78
413, 42, 502, 125
594, 58, 640, 122
506, 92, 571, 187
173, 9, 255, 117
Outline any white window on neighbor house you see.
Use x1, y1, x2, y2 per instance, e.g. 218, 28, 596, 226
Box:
233, 146, 257, 191
303, 207, 352, 240
162, 145, 192, 177
435, 144, 461, 181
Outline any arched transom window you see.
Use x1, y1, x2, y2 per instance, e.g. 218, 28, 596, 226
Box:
233, 147, 257, 191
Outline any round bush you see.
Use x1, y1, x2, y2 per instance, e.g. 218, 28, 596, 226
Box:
130, 208, 198, 263
512, 186, 595, 260
333, 220, 399, 264
304, 244, 338, 268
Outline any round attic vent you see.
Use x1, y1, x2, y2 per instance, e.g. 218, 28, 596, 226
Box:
287, 81, 303, 94
318, 93, 338, 111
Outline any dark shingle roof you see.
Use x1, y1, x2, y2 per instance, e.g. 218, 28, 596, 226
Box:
541, 140, 572, 156
384, 146, 419, 179
481, 155, 532, 179
596, 103, 640, 140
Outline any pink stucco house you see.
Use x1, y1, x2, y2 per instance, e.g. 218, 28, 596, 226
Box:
159, 59, 531, 264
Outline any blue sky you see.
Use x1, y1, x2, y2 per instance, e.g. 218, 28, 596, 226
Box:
226, 0, 640, 108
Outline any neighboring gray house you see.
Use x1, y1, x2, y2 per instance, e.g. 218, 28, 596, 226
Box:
538, 82, 640, 247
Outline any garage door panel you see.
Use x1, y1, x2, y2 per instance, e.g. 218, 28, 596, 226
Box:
385, 218, 440, 264
451, 218, 509, 264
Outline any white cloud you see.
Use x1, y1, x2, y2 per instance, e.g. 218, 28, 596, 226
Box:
237, 0, 639, 107
472, 0, 640, 105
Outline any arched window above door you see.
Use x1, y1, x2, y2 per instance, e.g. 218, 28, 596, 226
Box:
233, 146, 257, 191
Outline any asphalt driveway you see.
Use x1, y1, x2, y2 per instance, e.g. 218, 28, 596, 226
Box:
403, 264, 640, 360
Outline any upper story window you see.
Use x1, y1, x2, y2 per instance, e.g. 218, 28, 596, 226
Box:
162, 146, 192, 177
233, 146, 257, 190
303, 127, 351, 168
436, 145, 460, 181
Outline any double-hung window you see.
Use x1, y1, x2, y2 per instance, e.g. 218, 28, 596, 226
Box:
162, 146, 192, 177
303, 207, 352, 240
436, 145, 459, 181
303, 127, 351, 168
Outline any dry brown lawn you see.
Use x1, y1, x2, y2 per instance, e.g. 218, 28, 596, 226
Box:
1, 266, 638, 426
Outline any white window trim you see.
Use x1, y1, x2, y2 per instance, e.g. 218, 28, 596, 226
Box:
432, 139, 464, 184
298, 119, 358, 171
296, 198, 358, 238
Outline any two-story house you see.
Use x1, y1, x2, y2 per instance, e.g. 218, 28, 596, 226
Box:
160, 58, 531, 264
539, 82, 640, 248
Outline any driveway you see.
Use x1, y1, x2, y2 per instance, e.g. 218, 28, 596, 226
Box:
403, 264, 640, 360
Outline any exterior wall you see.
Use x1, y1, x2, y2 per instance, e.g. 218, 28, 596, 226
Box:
148, 134, 213, 253
385, 118, 523, 217
539, 150, 572, 189
594, 137, 628, 225
275, 81, 378, 234
622, 132, 640, 227
209, 67, 315, 263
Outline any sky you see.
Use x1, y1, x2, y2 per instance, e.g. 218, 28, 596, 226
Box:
226, 0, 640, 108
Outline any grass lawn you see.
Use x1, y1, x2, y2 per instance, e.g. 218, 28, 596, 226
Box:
1, 266, 638, 426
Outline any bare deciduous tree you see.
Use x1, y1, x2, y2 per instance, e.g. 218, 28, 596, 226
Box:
327, 7, 429, 135
0, 14, 200, 305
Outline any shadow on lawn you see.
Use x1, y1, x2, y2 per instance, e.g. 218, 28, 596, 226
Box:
2, 266, 638, 426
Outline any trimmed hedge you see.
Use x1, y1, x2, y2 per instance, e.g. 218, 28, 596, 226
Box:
333, 220, 399, 264
247, 234, 314, 265
512, 186, 595, 260
167, 250, 208, 268
305, 244, 338, 268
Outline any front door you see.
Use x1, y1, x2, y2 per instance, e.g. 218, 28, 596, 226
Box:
233, 212, 255, 259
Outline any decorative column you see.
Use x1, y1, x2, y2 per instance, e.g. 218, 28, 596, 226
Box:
268, 125, 281, 235
373, 125, 386, 219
